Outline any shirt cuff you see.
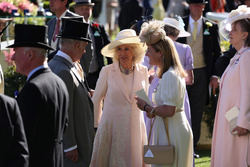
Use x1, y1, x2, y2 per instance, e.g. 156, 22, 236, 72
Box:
211, 75, 219, 79
64, 145, 77, 152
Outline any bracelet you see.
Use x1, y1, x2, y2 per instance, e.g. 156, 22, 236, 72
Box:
143, 104, 149, 111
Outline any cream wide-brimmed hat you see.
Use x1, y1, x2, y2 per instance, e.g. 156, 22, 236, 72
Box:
220, 5, 250, 40
101, 29, 146, 57
163, 17, 191, 37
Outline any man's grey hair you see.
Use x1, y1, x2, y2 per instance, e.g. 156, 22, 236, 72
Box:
24, 47, 47, 58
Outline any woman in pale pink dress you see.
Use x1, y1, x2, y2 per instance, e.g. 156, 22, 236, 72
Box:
211, 5, 250, 167
90, 29, 149, 167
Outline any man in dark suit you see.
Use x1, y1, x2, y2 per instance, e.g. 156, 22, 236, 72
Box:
47, 0, 78, 50
7, 24, 69, 167
215, 45, 236, 77
177, 0, 221, 157
48, 19, 94, 167
118, 0, 143, 30
0, 94, 29, 167
73, 0, 112, 89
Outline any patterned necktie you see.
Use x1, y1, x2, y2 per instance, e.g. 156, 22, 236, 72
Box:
53, 19, 60, 42
192, 22, 198, 42
74, 62, 84, 79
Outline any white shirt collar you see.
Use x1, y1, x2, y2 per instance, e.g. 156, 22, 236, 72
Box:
56, 50, 74, 64
189, 15, 202, 25
189, 15, 203, 34
58, 9, 68, 20
27, 64, 48, 81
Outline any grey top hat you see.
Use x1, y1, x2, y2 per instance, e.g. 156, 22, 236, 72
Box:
7, 24, 54, 50
73, 0, 95, 7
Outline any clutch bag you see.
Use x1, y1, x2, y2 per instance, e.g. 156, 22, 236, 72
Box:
225, 106, 239, 135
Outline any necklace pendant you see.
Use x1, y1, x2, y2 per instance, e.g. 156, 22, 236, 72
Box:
124, 69, 129, 75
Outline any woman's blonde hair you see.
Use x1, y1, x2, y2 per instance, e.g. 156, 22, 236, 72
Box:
151, 36, 187, 78
112, 44, 145, 63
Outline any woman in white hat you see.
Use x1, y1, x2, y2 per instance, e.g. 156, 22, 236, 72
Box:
136, 20, 193, 167
90, 29, 149, 167
211, 5, 250, 167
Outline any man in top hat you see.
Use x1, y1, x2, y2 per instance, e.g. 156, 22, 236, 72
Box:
48, 19, 94, 167
47, 15, 85, 61
177, 0, 221, 158
7, 24, 69, 167
73, 0, 112, 89
47, 0, 78, 50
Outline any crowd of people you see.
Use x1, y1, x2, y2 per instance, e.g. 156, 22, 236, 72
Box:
0, 0, 250, 167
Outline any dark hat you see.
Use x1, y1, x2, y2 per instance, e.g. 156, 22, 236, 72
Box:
73, 0, 95, 7
187, 0, 208, 4
61, 16, 84, 30
7, 24, 53, 50
57, 19, 92, 43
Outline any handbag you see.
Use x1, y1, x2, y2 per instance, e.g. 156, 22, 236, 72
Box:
144, 117, 174, 165
225, 106, 239, 135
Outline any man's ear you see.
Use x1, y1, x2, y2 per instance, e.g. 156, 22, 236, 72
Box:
25, 49, 33, 59
75, 41, 81, 50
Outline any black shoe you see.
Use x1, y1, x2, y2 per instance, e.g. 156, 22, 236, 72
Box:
194, 153, 200, 158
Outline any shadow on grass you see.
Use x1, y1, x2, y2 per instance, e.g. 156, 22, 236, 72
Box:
195, 150, 211, 167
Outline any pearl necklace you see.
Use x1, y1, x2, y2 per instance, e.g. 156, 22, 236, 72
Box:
119, 64, 134, 75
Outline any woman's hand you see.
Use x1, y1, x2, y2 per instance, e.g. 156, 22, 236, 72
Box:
232, 126, 249, 137
135, 97, 147, 111
146, 111, 156, 118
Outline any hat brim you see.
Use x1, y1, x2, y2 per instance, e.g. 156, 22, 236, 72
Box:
219, 13, 250, 40
57, 34, 92, 43
6, 42, 54, 50
226, 13, 250, 25
164, 22, 191, 37
101, 36, 147, 57
73, 2, 95, 7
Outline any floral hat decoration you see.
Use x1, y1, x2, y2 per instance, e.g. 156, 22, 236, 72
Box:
220, 5, 250, 40
139, 20, 166, 45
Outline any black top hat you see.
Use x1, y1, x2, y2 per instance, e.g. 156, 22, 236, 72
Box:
73, 0, 95, 7
187, 0, 208, 4
7, 24, 54, 50
61, 16, 84, 30
57, 19, 92, 43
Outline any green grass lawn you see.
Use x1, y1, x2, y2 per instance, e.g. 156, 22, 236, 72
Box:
195, 150, 211, 167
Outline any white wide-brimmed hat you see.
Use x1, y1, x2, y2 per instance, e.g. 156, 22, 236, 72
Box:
163, 17, 191, 37
219, 5, 250, 40
101, 29, 146, 57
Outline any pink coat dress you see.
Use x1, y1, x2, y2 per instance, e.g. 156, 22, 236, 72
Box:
91, 62, 149, 167
211, 47, 250, 167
